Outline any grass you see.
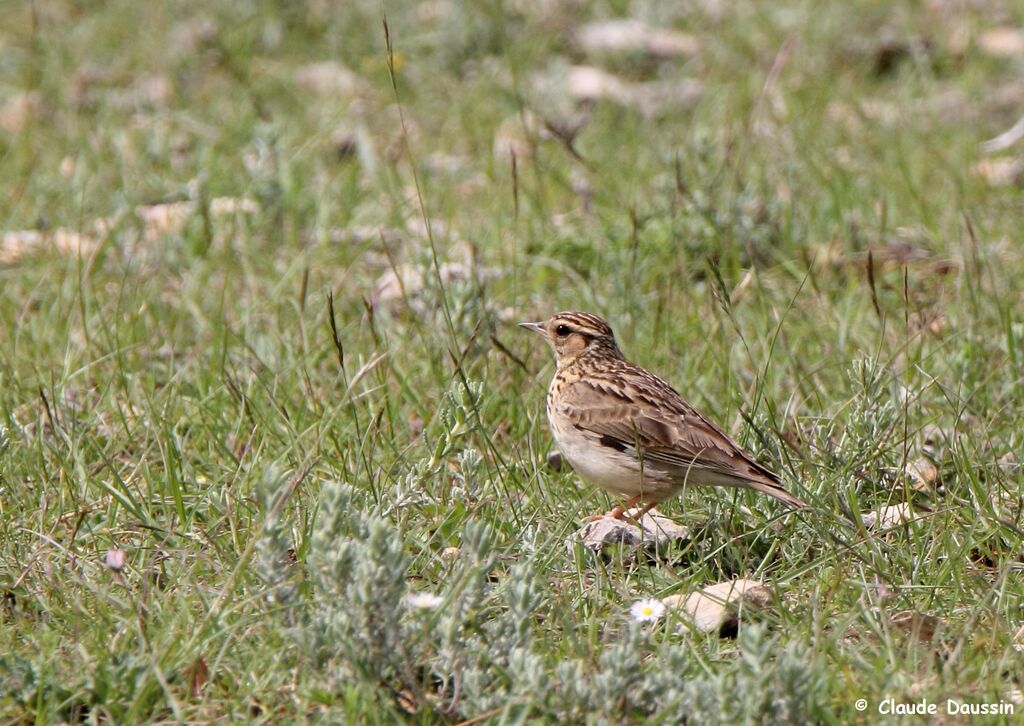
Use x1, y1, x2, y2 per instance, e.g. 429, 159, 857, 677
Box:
2, 0, 1023, 722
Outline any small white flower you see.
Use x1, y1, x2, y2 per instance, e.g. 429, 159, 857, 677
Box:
630, 598, 666, 623
407, 592, 444, 610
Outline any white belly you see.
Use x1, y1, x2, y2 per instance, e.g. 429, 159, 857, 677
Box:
549, 415, 675, 501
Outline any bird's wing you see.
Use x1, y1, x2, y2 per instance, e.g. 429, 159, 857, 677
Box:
558, 377, 775, 483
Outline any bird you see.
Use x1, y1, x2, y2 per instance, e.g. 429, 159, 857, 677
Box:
519, 311, 807, 520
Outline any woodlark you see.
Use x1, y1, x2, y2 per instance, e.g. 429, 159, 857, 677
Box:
520, 311, 807, 519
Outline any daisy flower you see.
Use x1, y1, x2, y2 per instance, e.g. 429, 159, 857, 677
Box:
630, 598, 666, 623
407, 592, 444, 610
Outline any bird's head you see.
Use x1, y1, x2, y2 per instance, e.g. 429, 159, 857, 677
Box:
519, 311, 622, 367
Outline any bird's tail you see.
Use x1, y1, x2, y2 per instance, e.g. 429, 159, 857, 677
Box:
747, 478, 808, 509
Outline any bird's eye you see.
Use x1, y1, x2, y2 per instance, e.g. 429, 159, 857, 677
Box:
555, 324, 571, 337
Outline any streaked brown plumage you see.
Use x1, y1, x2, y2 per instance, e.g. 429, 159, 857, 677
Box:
520, 311, 806, 518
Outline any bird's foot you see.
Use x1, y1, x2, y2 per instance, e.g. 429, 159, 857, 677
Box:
588, 506, 626, 522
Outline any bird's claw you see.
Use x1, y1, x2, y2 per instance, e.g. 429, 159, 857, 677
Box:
588, 506, 626, 522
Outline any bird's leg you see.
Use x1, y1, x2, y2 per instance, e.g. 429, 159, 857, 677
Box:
589, 495, 642, 522
613, 499, 664, 529
635, 500, 660, 520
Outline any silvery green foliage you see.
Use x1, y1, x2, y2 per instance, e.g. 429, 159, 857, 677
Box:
676, 624, 827, 725
454, 447, 484, 497
308, 481, 411, 685
847, 357, 900, 451
592, 625, 646, 718
432, 521, 498, 692
435, 543, 548, 716
551, 659, 594, 720
386, 448, 485, 517
438, 380, 484, 451
302, 482, 829, 721
0, 422, 9, 492
386, 381, 485, 517
635, 645, 691, 716
385, 460, 435, 516
437, 383, 485, 496
504, 562, 543, 643
253, 467, 297, 608
738, 410, 787, 472
518, 523, 541, 556
827, 357, 903, 492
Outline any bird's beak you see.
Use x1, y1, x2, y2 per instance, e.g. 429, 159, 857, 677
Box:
518, 321, 545, 335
